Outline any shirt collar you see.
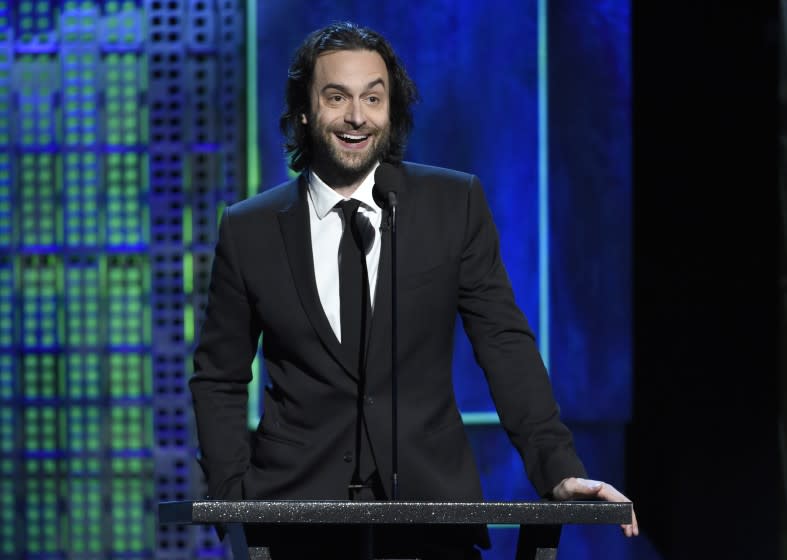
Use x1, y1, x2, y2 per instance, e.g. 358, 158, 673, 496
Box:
308, 163, 381, 220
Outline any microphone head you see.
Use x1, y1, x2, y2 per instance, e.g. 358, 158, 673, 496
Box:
373, 162, 402, 208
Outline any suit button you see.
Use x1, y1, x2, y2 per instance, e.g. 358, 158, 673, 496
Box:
343, 451, 353, 463
365, 396, 374, 406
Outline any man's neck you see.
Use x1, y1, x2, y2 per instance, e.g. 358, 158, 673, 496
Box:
311, 163, 375, 198
333, 183, 360, 198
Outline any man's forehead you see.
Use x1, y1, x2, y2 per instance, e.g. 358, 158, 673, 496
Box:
312, 49, 389, 86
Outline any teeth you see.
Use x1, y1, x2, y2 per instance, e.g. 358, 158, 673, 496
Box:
339, 133, 368, 140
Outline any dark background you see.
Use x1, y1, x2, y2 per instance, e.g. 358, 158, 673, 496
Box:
629, 2, 783, 558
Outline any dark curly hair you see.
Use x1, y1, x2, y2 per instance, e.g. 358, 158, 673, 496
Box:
280, 22, 419, 172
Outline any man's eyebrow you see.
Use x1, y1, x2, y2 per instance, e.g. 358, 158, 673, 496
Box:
321, 83, 349, 94
365, 78, 386, 90
320, 78, 387, 94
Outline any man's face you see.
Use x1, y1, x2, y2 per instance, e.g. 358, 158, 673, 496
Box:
304, 49, 391, 185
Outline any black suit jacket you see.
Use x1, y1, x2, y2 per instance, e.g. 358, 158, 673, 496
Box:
190, 162, 585, 509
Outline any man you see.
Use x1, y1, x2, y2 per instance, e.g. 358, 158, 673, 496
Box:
190, 21, 637, 559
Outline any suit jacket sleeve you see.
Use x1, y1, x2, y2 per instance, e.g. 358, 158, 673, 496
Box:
190, 207, 261, 500
457, 176, 587, 497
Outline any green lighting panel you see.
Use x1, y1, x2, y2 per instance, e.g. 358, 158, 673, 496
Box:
19, 154, 59, 247
109, 352, 150, 399
0, 257, 12, 348
102, 0, 142, 48
109, 405, 151, 450
111, 458, 153, 553
62, 406, 101, 454
64, 153, 100, 246
24, 405, 57, 452
22, 353, 58, 401
65, 476, 102, 554
0, 353, 13, 402
17, 54, 57, 147
0, 459, 16, 556
24, 465, 59, 554
64, 353, 101, 400
16, 0, 57, 46
0, 153, 9, 247
3, 2, 249, 557
61, 1, 97, 45
21, 255, 61, 348
64, 257, 100, 347
67, 455, 101, 477
0, 46, 10, 150
61, 50, 98, 146
107, 255, 149, 347
106, 151, 147, 246
0, 405, 14, 454
105, 52, 143, 146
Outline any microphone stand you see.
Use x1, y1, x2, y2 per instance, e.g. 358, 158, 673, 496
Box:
388, 195, 399, 500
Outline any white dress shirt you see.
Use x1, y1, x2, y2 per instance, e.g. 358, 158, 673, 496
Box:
307, 165, 382, 342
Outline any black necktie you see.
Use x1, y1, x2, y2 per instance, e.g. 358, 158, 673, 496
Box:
337, 199, 372, 370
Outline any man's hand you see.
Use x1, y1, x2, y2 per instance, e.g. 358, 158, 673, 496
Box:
551, 477, 639, 537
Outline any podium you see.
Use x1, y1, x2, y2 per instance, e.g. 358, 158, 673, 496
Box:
159, 499, 631, 559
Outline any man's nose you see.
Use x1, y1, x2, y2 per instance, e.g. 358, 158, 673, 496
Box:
344, 99, 365, 128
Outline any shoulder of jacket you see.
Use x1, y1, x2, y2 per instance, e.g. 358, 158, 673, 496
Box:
401, 161, 477, 186
226, 176, 302, 218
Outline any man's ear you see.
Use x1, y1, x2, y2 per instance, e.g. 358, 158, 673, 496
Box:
300, 113, 308, 125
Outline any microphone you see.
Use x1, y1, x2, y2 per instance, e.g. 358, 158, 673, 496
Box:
373, 162, 401, 209
373, 162, 401, 501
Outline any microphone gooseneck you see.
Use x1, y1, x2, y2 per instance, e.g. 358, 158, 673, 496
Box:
373, 162, 401, 501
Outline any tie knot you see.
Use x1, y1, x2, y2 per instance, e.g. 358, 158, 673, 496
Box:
337, 198, 374, 255
337, 199, 362, 221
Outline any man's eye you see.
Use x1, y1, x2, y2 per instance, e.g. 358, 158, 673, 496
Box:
330, 95, 344, 102
367, 96, 379, 104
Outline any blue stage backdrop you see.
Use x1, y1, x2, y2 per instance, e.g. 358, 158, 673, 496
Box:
1, 1, 632, 559
253, 1, 632, 559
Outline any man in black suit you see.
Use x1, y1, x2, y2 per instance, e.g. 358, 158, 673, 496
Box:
190, 21, 637, 559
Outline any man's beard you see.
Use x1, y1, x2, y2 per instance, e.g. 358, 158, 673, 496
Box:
308, 119, 391, 188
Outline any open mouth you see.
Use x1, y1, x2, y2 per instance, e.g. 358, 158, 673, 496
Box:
335, 132, 370, 146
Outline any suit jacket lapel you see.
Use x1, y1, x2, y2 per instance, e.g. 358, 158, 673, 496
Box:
277, 176, 359, 379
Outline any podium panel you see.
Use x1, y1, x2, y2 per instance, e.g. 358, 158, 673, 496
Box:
159, 500, 631, 560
